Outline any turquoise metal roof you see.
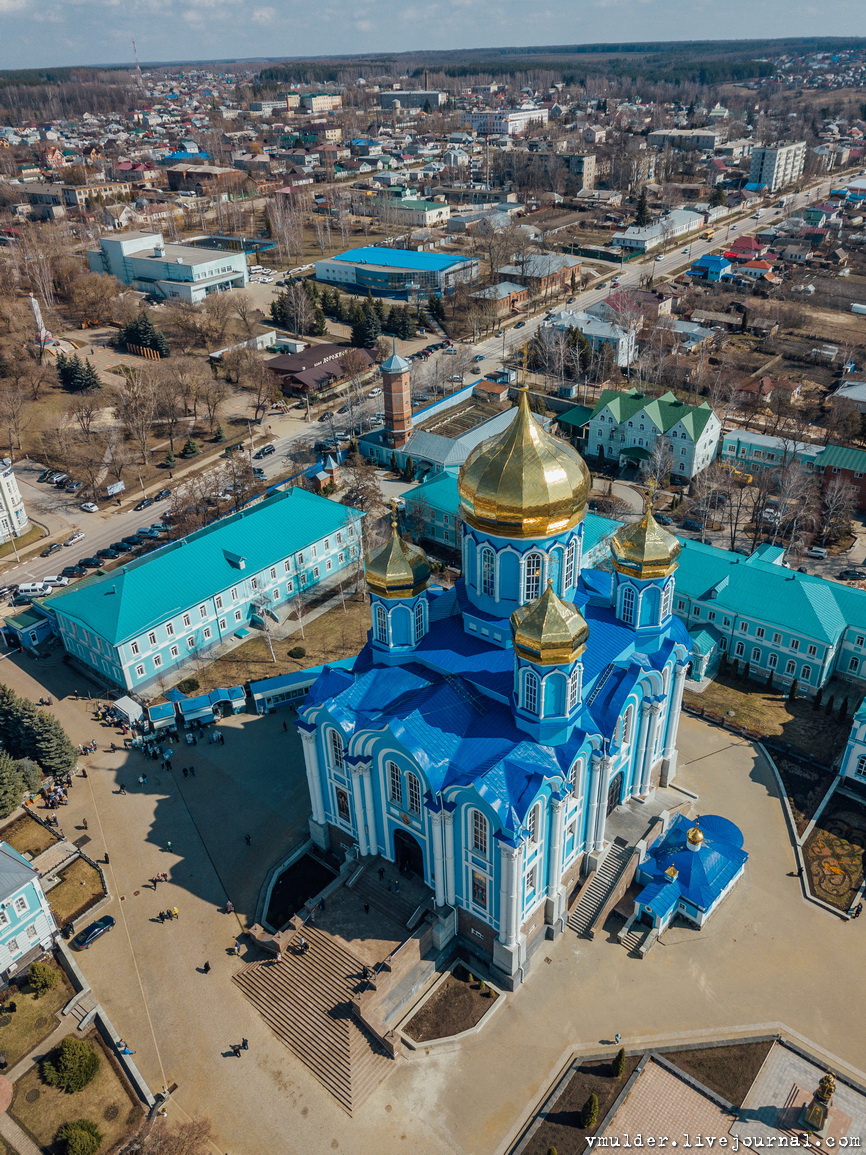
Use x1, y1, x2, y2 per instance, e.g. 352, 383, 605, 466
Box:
676, 539, 863, 644
45, 489, 362, 646
815, 444, 866, 474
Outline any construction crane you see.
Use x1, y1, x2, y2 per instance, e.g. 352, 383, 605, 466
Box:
131, 38, 143, 89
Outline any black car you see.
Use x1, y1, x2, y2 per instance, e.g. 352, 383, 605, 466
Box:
11, 595, 32, 606
61, 565, 86, 578
252, 468, 266, 480
253, 444, 276, 459
78, 556, 102, 569
514, 321, 526, 328
72, 915, 116, 951
154, 489, 171, 501
134, 497, 154, 512
40, 542, 62, 558
37, 469, 57, 483
838, 569, 866, 582
317, 411, 334, 423
681, 519, 704, 532
97, 548, 120, 560
654, 513, 673, 526
110, 541, 130, 553
122, 536, 143, 547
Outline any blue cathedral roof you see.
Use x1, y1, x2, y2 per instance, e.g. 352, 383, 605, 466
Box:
639, 813, 747, 913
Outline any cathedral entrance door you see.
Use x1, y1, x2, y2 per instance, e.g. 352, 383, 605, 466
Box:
606, 771, 624, 815
393, 828, 424, 879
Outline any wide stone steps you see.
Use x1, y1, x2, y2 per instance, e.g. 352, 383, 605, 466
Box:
349, 870, 418, 928
568, 843, 632, 937
620, 925, 646, 955
233, 925, 391, 1114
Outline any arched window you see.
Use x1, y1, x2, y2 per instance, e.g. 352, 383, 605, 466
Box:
406, 772, 422, 814
735, 641, 745, 657
621, 585, 636, 625
523, 551, 543, 602
661, 582, 673, 619
480, 546, 496, 598
785, 659, 796, 675
802, 665, 812, 682
567, 667, 580, 711
622, 705, 634, 745
328, 729, 345, 771
751, 647, 761, 662
374, 602, 388, 643
527, 803, 541, 845
522, 669, 539, 714
570, 758, 583, 790
563, 540, 576, 591
768, 653, 778, 668
387, 760, 402, 804
413, 599, 425, 642
472, 810, 488, 855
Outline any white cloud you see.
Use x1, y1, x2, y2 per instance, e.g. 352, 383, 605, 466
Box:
251, 5, 276, 22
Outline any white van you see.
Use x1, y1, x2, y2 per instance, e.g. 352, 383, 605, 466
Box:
18, 582, 52, 597
43, 575, 70, 587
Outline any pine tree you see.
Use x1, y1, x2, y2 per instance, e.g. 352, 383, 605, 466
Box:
0, 751, 28, 819
350, 313, 367, 348
613, 1047, 626, 1077
813, 687, 823, 710
360, 309, 382, 347
838, 697, 849, 720
582, 1093, 599, 1130
710, 185, 727, 208
310, 306, 328, 337
825, 693, 835, 715
181, 437, 200, 458
120, 312, 170, 357
788, 678, 799, 702
634, 187, 651, 227
28, 713, 78, 778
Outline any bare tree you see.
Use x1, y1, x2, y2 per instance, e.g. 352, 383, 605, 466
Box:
129, 1116, 215, 1155
201, 377, 230, 433
113, 367, 159, 463
820, 476, 856, 544
640, 436, 673, 490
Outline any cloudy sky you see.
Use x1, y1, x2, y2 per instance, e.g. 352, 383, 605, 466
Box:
1, 0, 864, 72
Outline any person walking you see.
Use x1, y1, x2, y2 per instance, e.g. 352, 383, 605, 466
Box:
231, 1044, 242, 1058
233, 938, 242, 955
241, 1038, 248, 1051
614, 1033, 622, 1045
172, 907, 179, 920
363, 901, 370, 914
377, 867, 385, 883
158, 911, 166, 923
166, 841, 172, 853
119, 784, 127, 795
203, 961, 211, 974
283, 720, 288, 732
182, 767, 188, 778
82, 818, 88, 831
245, 834, 252, 846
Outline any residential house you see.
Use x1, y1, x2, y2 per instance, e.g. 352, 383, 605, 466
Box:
0, 842, 58, 985
544, 310, 637, 369
814, 444, 866, 512
687, 254, 733, 283
719, 429, 822, 475
41, 489, 364, 694
469, 281, 529, 317
586, 388, 720, 478
496, 253, 582, 296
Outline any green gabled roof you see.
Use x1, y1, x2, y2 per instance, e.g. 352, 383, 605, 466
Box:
44, 489, 362, 647
558, 403, 594, 429
690, 625, 723, 655
815, 444, 866, 474
589, 388, 715, 439
676, 539, 864, 645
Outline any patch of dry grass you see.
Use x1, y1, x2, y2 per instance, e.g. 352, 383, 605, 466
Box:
0, 814, 59, 858
0, 959, 73, 1065
45, 857, 106, 926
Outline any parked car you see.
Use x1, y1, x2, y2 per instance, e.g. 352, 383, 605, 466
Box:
121, 536, 143, 548
64, 480, 83, 493
134, 497, 154, 512
110, 542, 130, 553
150, 523, 170, 533
97, 548, 120, 560
681, 519, 704, 532
806, 546, 827, 560
38, 469, 58, 483
40, 542, 62, 557
837, 569, 866, 582
154, 489, 171, 501
253, 444, 276, 459
80, 502, 99, 514
43, 575, 70, 587
137, 527, 160, 538
61, 565, 86, 578
10, 595, 32, 606
77, 556, 102, 569
368, 388, 382, 398
72, 915, 116, 951
63, 532, 85, 547
51, 474, 71, 487
252, 468, 266, 480
317, 411, 334, 422
654, 513, 673, 526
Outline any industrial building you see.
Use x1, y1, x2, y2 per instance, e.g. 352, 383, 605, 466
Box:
314, 247, 478, 298
86, 231, 249, 303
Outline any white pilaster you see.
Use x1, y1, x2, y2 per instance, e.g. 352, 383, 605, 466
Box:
546, 796, 565, 899
300, 729, 325, 826
361, 765, 377, 854
640, 702, 664, 795
443, 809, 456, 906
350, 767, 368, 856
660, 662, 688, 786
431, 810, 446, 907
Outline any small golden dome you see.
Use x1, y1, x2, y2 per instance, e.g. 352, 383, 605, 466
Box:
365, 506, 431, 600
458, 389, 591, 539
687, 825, 705, 847
611, 486, 681, 579
511, 580, 589, 666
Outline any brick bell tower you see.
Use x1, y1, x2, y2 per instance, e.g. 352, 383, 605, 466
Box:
380, 340, 413, 450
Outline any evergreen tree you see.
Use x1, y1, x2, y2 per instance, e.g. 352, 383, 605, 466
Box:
582, 1093, 599, 1129
119, 312, 170, 357
350, 312, 367, 348
813, 687, 823, 710
709, 185, 727, 208
825, 693, 835, 715
181, 437, 200, 458
359, 308, 382, 348
838, 697, 849, 720
0, 751, 36, 818
55, 1119, 103, 1155
613, 1047, 626, 1077
78, 360, 102, 390
634, 187, 650, 227
788, 678, 799, 701
28, 713, 78, 778
310, 306, 328, 337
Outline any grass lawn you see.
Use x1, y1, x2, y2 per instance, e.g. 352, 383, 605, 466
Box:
0, 959, 73, 1066
683, 671, 852, 762
10, 1034, 142, 1152
0, 813, 59, 859
45, 857, 106, 926
0, 524, 46, 560
171, 592, 371, 698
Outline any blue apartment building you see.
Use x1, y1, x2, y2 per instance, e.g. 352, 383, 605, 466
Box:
0, 842, 58, 985
41, 489, 363, 694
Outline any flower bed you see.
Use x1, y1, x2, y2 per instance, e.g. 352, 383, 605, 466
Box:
403, 964, 498, 1043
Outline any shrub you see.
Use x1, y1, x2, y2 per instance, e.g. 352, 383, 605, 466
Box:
214, 424, 226, 443
55, 1119, 103, 1155
788, 678, 799, 701
181, 437, 200, 458
164, 452, 176, 469
28, 960, 58, 998
288, 646, 306, 659
613, 1046, 626, 1077
176, 678, 199, 694
581, 1092, 599, 1129
824, 694, 835, 715
42, 1037, 100, 1093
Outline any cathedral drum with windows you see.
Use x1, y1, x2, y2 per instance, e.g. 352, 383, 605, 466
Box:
297, 390, 691, 987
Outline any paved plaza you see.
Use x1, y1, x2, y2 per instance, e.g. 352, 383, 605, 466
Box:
2, 648, 866, 1154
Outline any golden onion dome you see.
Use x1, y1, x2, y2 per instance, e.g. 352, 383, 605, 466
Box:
686, 825, 705, 848
510, 580, 589, 666
365, 505, 431, 600
611, 486, 681, 580
458, 389, 591, 539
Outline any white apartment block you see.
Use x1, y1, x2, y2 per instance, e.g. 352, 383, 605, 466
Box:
749, 142, 806, 192
0, 467, 29, 542
467, 109, 549, 136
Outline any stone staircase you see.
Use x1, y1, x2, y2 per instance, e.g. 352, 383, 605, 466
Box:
619, 924, 646, 955
32, 840, 79, 880
68, 990, 99, 1028
568, 842, 633, 937
232, 925, 392, 1114
348, 865, 425, 929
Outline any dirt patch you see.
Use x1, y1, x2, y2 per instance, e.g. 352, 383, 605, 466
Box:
45, 856, 106, 925
771, 754, 836, 837
0, 813, 60, 858
525, 1056, 640, 1155
803, 791, 866, 912
663, 1039, 774, 1107
684, 671, 852, 762
404, 964, 498, 1043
